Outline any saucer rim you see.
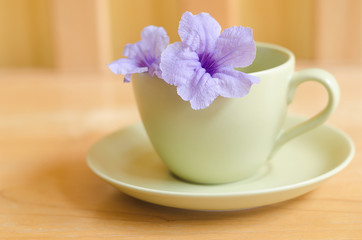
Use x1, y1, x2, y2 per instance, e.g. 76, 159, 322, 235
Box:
87, 116, 355, 198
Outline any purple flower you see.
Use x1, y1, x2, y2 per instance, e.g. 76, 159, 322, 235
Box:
160, 12, 259, 110
108, 26, 169, 82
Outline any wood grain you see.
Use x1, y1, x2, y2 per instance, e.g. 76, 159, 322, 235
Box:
315, 0, 362, 63
51, 0, 112, 73
0, 63, 361, 239
0, 0, 53, 67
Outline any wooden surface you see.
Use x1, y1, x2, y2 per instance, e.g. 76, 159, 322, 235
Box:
1, 63, 361, 239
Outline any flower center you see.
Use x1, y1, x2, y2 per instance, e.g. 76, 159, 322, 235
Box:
199, 53, 218, 76
139, 55, 155, 67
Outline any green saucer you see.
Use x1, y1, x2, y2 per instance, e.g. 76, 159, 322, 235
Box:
87, 116, 354, 211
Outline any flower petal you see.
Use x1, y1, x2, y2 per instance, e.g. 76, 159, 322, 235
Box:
185, 69, 220, 110
213, 26, 256, 68
107, 58, 148, 82
123, 26, 169, 68
140, 25, 170, 60
160, 42, 219, 110
160, 42, 200, 86
178, 11, 221, 54
213, 67, 259, 98
148, 58, 162, 78
124, 74, 132, 83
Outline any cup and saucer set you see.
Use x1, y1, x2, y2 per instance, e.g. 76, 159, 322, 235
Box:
87, 43, 354, 211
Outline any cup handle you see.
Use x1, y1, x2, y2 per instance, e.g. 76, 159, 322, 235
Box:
269, 68, 340, 158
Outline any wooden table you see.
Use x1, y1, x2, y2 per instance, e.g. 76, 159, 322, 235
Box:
1, 63, 361, 239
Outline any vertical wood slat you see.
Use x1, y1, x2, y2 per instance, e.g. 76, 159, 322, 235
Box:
236, 0, 315, 59
1, 0, 361, 69
179, 0, 239, 29
315, 0, 362, 63
0, 0, 53, 68
51, 0, 112, 73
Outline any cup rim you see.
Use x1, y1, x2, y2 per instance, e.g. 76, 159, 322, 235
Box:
250, 42, 295, 76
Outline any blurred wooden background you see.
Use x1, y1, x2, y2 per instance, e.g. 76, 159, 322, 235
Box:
1, 2, 362, 238
0, 0, 361, 72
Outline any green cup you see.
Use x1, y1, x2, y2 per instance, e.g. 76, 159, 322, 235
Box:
132, 42, 340, 184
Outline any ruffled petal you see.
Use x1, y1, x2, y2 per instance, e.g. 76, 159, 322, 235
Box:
213, 67, 259, 98
123, 26, 169, 69
186, 69, 219, 110
160, 42, 219, 110
213, 26, 256, 68
178, 11, 221, 54
160, 42, 200, 86
107, 58, 148, 82
148, 58, 161, 78
141, 26, 169, 59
